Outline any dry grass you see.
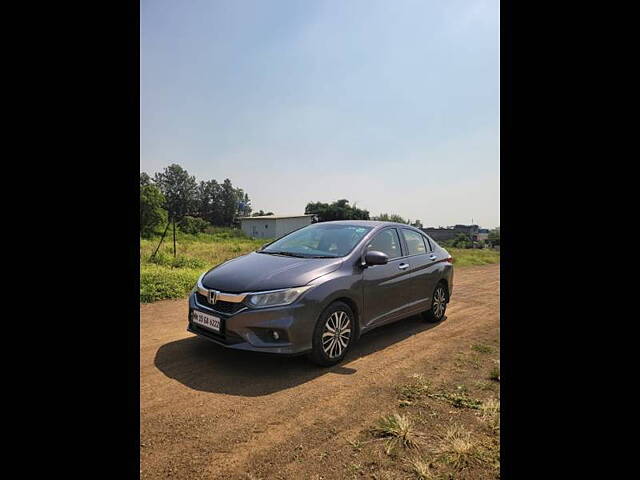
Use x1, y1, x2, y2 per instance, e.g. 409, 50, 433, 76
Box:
407, 456, 436, 479
372, 413, 418, 454
480, 398, 500, 431
438, 424, 478, 471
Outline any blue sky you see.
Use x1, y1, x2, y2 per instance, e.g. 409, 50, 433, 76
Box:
141, 0, 499, 228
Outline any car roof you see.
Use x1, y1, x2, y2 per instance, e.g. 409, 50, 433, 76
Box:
315, 220, 421, 230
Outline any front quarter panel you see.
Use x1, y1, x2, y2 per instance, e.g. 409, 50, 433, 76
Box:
304, 262, 364, 333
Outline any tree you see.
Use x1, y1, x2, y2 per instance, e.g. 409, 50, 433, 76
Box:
153, 164, 198, 257
140, 184, 167, 237
373, 213, 408, 224
488, 227, 500, 247
451, 233, 472, 248
140, 172, 152, 187
235, 189, 252, 218
178, 216, 210, 234
220, 178, 238, 226
196, 179, 223, 225
305, 199, 370, 222
412, 219, 424, 228
153, 164, 198, 222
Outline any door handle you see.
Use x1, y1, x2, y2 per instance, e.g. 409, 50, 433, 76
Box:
429, 255, 437, 261
398, 263, 409, 270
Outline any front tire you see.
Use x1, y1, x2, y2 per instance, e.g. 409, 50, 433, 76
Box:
423, 283, 448, 323
308, 301, 355, 367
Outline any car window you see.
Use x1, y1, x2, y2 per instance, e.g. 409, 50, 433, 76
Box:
366, 229, 402, 259
402, 229, 427, 256
422, 234, 433, 251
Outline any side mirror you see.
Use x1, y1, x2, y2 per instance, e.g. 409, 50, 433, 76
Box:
364, 250, 389, 266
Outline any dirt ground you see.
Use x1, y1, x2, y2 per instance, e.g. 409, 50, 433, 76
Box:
140, 264, 500, 479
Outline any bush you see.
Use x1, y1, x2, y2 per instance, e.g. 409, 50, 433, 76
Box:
178, 216, 211, 235
140, 265, 201, 302
140, 184, 168, 237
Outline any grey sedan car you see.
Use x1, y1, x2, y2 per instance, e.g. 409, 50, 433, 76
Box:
188, 220, 453, 366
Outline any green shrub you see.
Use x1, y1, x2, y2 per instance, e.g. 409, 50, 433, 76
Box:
178, 216, 211, 234
140, 265, 201, 302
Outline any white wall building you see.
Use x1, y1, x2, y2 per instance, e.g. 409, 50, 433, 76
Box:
239, 214, 315, 239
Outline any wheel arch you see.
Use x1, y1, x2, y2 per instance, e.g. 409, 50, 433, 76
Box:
436, 277, 450, 302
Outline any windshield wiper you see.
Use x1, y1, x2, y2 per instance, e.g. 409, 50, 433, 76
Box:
258, 250, 306, 258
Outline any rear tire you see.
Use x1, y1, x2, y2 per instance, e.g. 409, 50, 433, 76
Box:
308, 301, 355, 367
423, 283, 448, 323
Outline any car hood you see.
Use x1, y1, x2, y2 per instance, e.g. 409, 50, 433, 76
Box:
201, 252, 344, 293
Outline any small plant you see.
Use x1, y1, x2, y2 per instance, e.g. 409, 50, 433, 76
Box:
397, 374, 431, 403
489, 362, 500, 382
472, 344, 493, 354
428, 391, 483, 410
372, 413, 418, 454
347, 438, 364, 451
345, 463, 363, 476
407, 456, 436, 479
480, 398, 500, 431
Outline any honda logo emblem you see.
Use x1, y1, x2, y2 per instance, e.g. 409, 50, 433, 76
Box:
208, 290, 218, 304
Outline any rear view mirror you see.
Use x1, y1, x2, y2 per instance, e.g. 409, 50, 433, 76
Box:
364, 250, 389, 266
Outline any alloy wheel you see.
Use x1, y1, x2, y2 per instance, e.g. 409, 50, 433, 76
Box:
432, 286, 447, 319
322, 310, 352, 359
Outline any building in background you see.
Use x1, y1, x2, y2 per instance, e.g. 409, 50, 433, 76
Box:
477, 228, 490, 242
239, 214, 315, 239
421, 224, 480, 243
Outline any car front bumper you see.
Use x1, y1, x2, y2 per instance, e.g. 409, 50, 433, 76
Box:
187, 292, 319, 355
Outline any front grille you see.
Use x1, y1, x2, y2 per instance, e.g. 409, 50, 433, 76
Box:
195, 292, 247, 315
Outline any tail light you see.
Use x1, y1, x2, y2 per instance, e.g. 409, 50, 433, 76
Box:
446, 256, 454, 263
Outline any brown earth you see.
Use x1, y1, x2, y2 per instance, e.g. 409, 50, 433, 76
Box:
140, 263, 500, 479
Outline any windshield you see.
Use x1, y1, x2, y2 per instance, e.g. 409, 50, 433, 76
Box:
260, 224, 373, 258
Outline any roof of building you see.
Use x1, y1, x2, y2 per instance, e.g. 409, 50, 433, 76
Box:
238, 214, 315, 220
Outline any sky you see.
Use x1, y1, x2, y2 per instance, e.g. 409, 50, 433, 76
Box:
141, 0, 499, 228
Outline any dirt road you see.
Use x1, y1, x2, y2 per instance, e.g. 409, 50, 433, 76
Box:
140, 264, 500, 479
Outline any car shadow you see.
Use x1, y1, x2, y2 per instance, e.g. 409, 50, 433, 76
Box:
153, 314, 446, 397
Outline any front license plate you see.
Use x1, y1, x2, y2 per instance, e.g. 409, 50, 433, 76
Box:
192, 310, 221, 333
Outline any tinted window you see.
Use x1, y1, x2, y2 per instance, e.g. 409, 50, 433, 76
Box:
402, 229, 427, 256
262, 223, 372, 258
367, 229, 402, 259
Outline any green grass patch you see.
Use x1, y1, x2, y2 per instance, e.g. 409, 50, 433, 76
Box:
140, 228, 264, 302
428, 391, 483, 410
397, 374, 431, 405
447, 248, 500, 267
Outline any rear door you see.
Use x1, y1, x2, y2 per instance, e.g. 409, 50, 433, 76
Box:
361, 228, 413, 328
399, 228, 440, 312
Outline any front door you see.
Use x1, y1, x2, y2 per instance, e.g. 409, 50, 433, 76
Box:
361, 228, 413, 328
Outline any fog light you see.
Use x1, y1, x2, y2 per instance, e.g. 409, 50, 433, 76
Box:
272, 330, 280, 340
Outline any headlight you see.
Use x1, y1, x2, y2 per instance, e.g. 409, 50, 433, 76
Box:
245, 286, 313, 308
